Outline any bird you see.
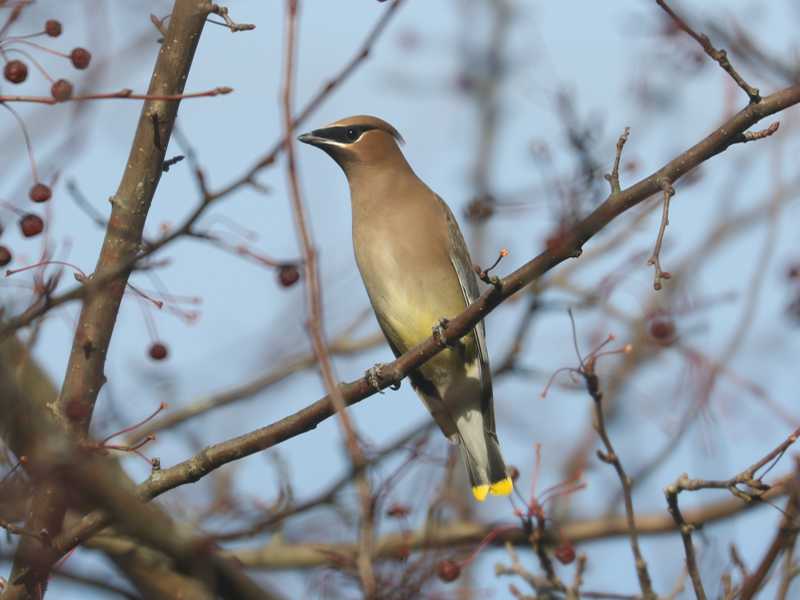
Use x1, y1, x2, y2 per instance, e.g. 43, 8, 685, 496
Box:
298, 115, 511, 502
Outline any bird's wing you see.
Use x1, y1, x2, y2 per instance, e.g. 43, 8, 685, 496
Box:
437, 194, 496, 435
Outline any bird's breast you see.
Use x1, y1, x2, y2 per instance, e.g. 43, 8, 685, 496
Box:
353, 212, 465, 348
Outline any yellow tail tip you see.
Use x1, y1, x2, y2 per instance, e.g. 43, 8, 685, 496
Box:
472, 478, 513, 501
490, 477, 514, 496
472, 485, 490, 502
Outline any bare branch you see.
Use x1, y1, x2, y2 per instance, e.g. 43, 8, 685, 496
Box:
647, 178, 675, 290
280, 0, 376, 593
655, 0, 761, 103
578, 354, 655, 598
739, 461, 800, 599
209, 4, 256, 32
3, 1, 218, 597
604, 126, 630, 194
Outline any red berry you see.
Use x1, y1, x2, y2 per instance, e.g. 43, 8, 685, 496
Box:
45, 19, 62, 37
277, 264, 300, 287
554, 541, 576, 565
436, 559, 461, 583
386, 503, 410, 519
70, 48, 91, 70
464, 196, 494, 223
0, 246, 11, 267
4, 60, 28, 84
648, 317, 676, 344
19, 214, 44, 237
149, 342, 168, 361
51, 79, 73, 102
29, 183, 52, 203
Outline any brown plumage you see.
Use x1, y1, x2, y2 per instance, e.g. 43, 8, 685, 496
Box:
299, 115, 511, 501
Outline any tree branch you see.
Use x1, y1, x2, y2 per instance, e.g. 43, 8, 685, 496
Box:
3, 1, 216, 598
231, 476, 790, 570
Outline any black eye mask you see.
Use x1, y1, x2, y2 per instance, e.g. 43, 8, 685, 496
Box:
310, 124, 376, 144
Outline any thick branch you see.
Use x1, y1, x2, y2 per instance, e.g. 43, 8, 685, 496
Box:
3, 2, 215, 598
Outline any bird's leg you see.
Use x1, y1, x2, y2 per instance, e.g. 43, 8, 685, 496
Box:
365, 363, 401, 392
365, 363, 384, 393
432, 318, 456, 348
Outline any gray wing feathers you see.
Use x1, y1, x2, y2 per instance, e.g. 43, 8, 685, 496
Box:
437, 195, 496, 434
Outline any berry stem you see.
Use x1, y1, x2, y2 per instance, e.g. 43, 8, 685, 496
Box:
0, 102, 39, 181
4, 47, 55, 82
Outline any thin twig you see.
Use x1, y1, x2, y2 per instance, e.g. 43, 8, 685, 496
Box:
280, 0, 376, 595
581, 356, 656, 599
604, 127, 630, 194
209, 4, 256, 31
664, 475, 707, 600
206, 0, 406, 202
663, 427, 800, 599
647, 178, 674, 290
739, 459, 800, 599
0, 86, 232, 105
655, 0, 760, 103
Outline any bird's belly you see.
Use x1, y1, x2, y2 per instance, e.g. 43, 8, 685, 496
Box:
357, 240, 465, 349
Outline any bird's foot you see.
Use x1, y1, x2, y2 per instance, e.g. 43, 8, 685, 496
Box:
365, 363, 401, 392
432, 318, 454, 347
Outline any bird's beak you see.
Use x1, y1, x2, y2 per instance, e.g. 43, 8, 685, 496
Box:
297, 131, 327, 147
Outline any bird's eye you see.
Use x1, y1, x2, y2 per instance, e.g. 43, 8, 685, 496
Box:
346, 127, 358, 141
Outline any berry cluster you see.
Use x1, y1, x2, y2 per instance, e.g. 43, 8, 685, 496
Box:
0, 16, 94, 268
2, 18, 91, 102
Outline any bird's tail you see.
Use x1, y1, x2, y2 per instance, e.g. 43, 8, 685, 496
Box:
455, 417, 512, 502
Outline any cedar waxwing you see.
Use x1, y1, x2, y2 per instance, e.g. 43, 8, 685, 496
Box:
299, 115, 512, 501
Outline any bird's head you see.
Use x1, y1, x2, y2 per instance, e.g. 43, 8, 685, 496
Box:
298, 115, 406, 176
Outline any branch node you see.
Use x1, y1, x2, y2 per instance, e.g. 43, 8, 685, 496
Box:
209, 4, 256, 32
735, 121, 780, 144
475, 248, 509, 288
